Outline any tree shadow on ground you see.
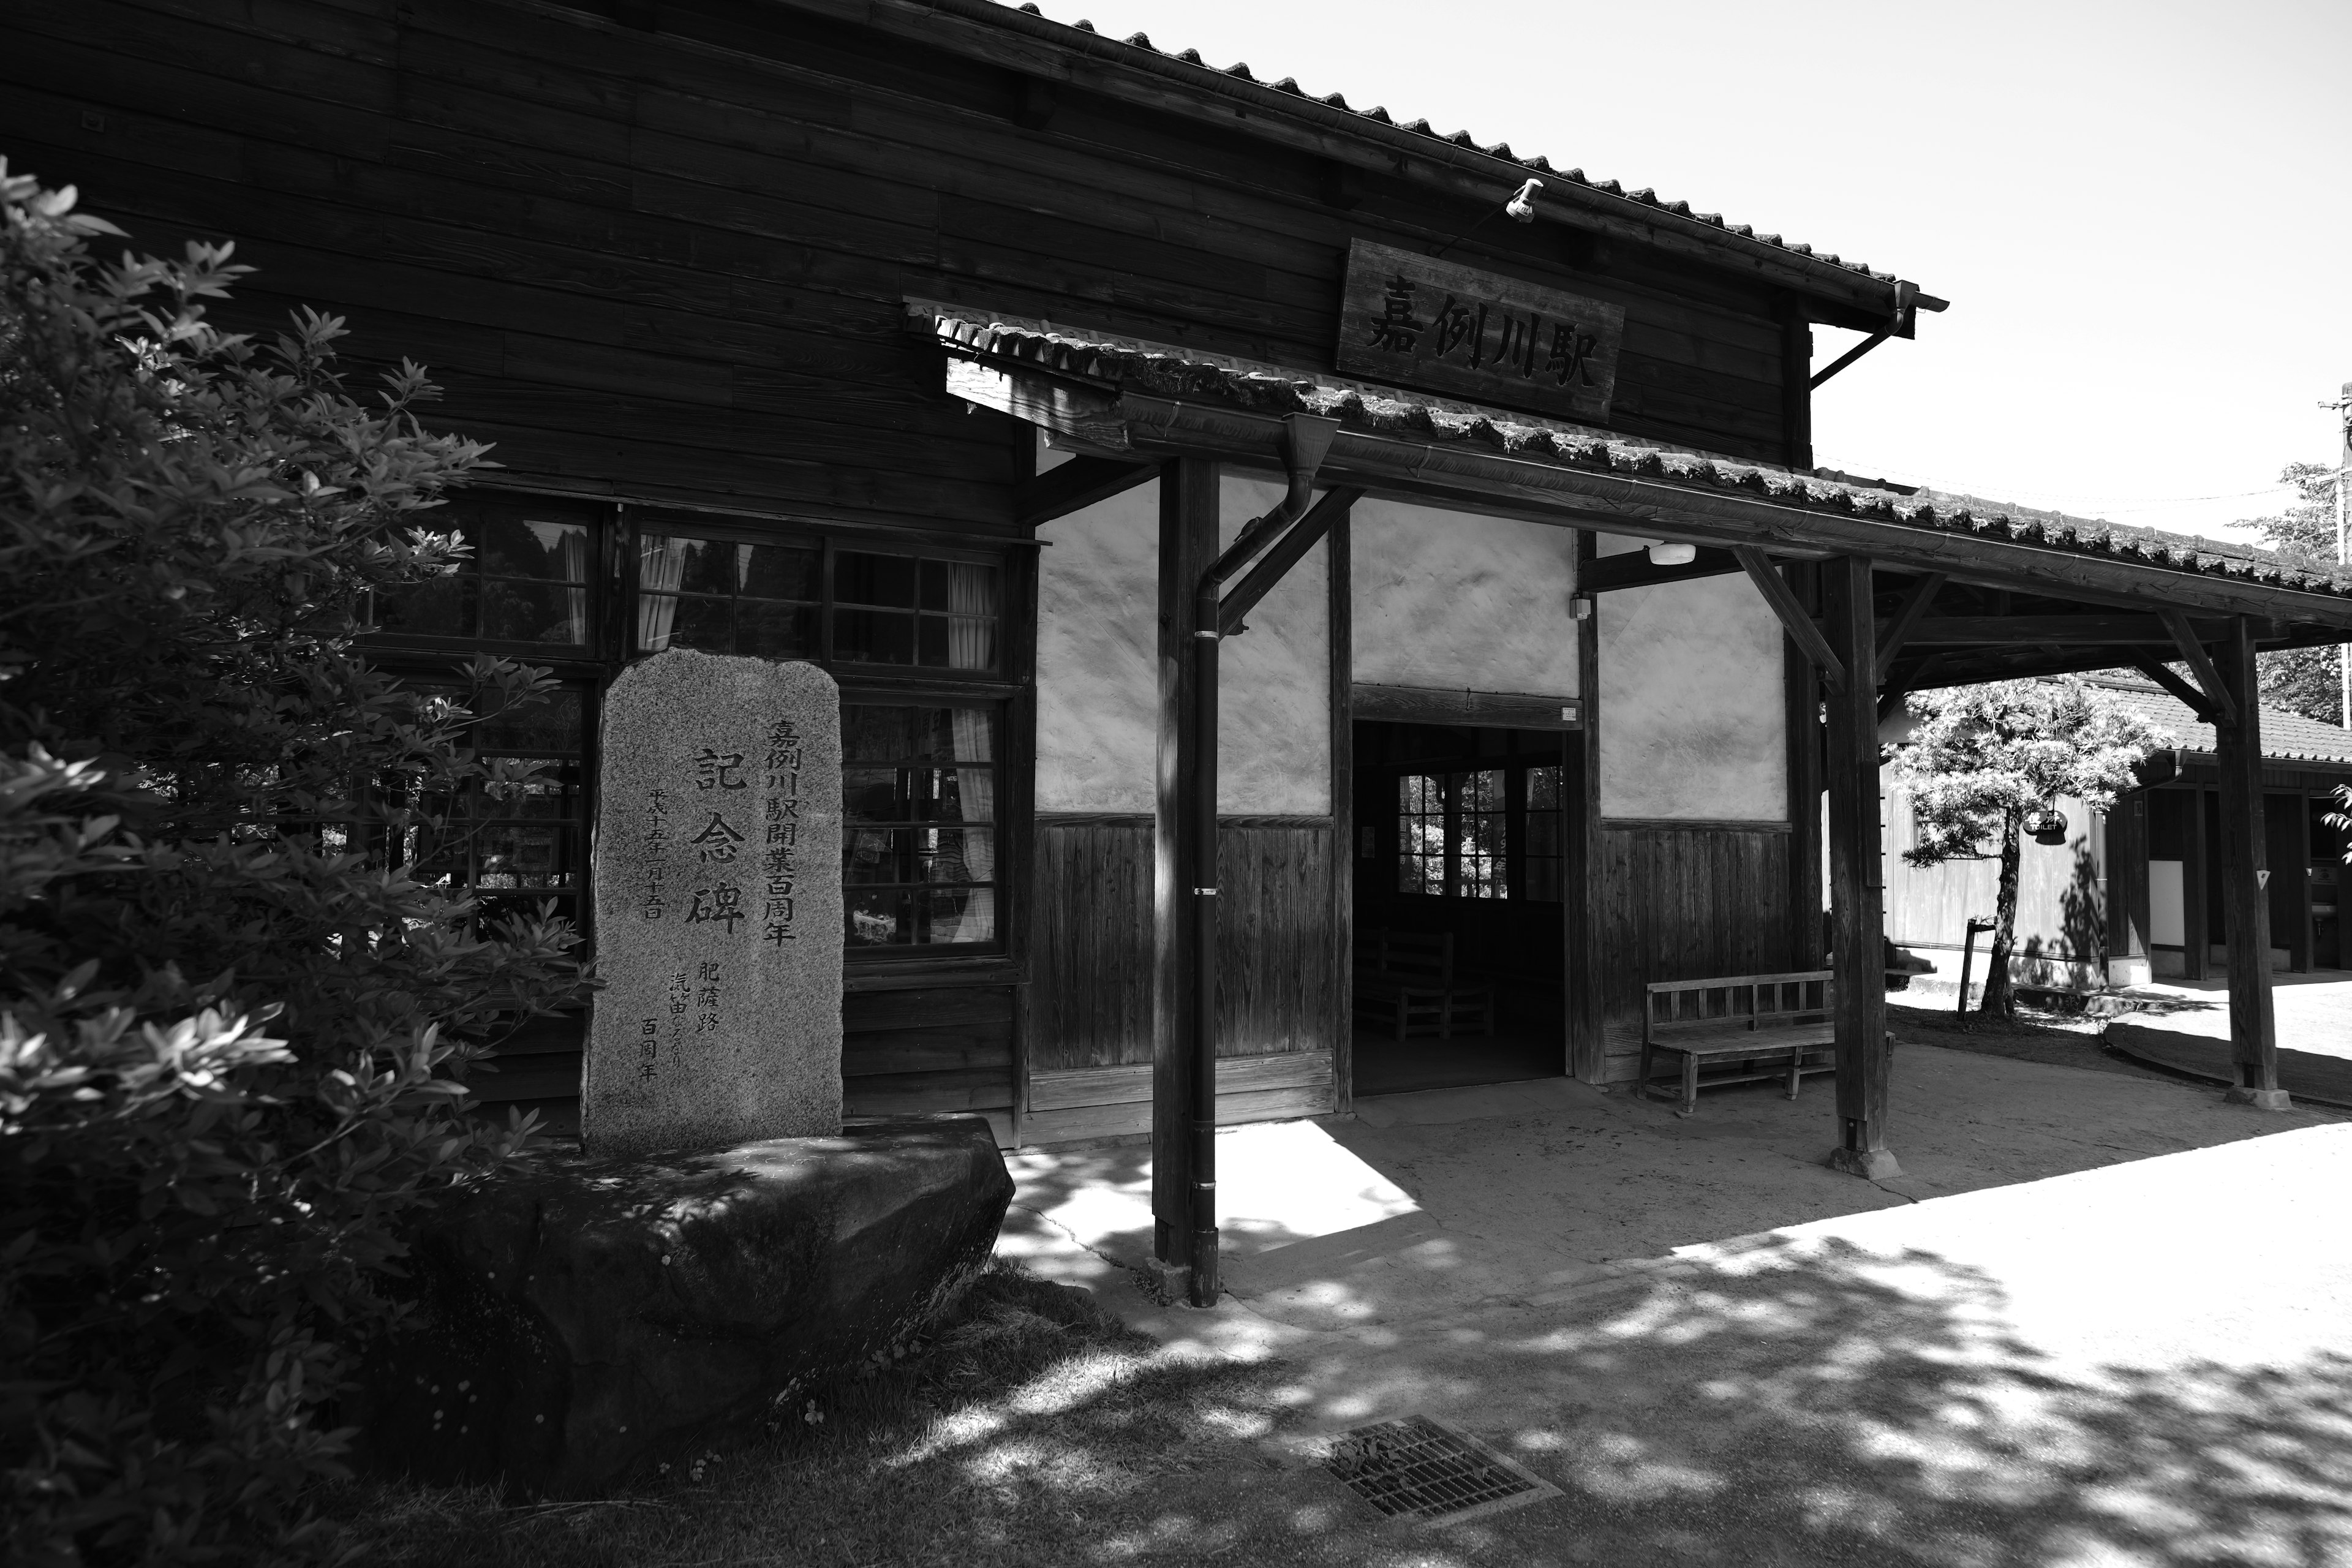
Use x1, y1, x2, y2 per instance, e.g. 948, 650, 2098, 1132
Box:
333, 1237, 2352, 1567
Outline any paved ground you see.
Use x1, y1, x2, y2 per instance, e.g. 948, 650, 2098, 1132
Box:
2102, 974, 2352, 1106
1000, 1048, 2352, 1564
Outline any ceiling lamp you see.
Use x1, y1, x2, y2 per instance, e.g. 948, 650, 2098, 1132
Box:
1646, 540, 1697, 566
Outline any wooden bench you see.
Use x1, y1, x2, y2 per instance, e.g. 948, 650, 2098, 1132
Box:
1638, 970, 1842, 1117
1353, 929, 1494, 1041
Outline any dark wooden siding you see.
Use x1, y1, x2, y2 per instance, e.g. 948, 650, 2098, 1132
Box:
4, 0, 1801, 500
1030, 816, 1339, 1069
842, 986, 1016, 1148
1598, 824, 1795, 1080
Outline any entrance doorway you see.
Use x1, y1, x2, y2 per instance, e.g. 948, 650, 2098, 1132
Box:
1351, 720, 1569, 1095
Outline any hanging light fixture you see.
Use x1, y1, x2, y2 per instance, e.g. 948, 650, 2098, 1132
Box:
2024, 805, 2069, 847
1646, 540, 1697, 566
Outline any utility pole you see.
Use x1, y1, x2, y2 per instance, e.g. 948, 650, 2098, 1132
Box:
2338, 382, 2351, 730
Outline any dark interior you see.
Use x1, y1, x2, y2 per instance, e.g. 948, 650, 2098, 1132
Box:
1351, 720, 1569, 1096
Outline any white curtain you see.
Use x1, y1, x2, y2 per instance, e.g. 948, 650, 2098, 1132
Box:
554, 525, 590, 645
636, 534, 689, 652
946, 564, 997, 943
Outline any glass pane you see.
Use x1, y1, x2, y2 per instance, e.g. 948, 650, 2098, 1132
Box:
740, 601, 818, 659
1528, 766, 1561, 811
473, 691, 586, 755
480, 576, 587, 646
945, 615, 997, 673
836, 551, 919, 608
479, 516, 589, 582
677, 537, 741, 596
739, 541, 820, 601
835, 607, 915, 665
843, 707, 923, 764
839, 827, 995, 886
924, 887, 993, 943
847, 889, 908, 946
374, 576, 477, 640
1526, 859, 1562, 902
1461, 769, 1507, 900
919, 559, 950, 612
667, 595, 736, 653
917, 617, 949, 668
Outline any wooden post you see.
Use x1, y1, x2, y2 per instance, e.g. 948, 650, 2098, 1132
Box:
1329, 506, 1355, 1115
2214, 618, 2288, 1108
1822, 554, 1899, 1177
1782, 561, 1825, 970
2184, 788, 2211, 981
2105, 792, 2151, 986
1153, 458, 1219, 1273
1566, 528, 1607, 1082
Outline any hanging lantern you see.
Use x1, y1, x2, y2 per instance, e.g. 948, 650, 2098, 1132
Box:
2024, 805, 2069, 847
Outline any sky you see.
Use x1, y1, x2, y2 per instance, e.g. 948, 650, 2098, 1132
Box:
999, 0, 2351, 550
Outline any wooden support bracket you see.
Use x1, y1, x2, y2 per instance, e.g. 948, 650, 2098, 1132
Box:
1014, 454, 1155, 527
1736, 545, 1847, 690
2131, 655, 2217, 719
2158, 609, 2237, 723
1874, 571, 1947, 685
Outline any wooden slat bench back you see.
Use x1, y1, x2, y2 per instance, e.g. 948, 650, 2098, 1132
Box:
1638, 968, 1843, 1115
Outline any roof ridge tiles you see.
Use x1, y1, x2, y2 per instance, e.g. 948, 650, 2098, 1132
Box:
968, 3, 1897, 282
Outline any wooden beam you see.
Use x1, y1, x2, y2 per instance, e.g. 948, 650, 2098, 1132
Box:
1582, 545, 1743, 595
1782, 562, 1826, 970
1900, 613, 2213, 647
1014, 454, 1155, 527
1822, 554, 1898, 1177
2159, 609, 2238, 723
1567, 529, 1607, 1084
2131, 656, 2216, 718
2212, 617, 2285, 1107
1877, 653, 1942, 723
1874, 571, 1947, 683
1736, 546, 1848, 690
1217, 488, 1363, 634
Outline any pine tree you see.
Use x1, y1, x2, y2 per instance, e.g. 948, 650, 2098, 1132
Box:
1892, 678, 2166, 1017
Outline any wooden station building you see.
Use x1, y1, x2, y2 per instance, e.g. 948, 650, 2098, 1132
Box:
18, 0, 2352, 1294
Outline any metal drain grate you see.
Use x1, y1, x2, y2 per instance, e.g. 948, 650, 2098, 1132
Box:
1323, 1414, 1562, 1525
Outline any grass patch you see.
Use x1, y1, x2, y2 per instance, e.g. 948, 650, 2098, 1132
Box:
326, 1261, 1360, 1567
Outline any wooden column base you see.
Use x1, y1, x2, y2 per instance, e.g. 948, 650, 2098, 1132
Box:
1826, 1146, 1904, 1180
2223, 1086, 2293, 1112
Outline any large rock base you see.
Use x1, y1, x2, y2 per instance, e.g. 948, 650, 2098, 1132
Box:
353, 1117, 1012, 1497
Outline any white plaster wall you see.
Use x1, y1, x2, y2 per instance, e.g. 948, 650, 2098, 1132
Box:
1596, 533, 1789, 821
1218, 475, 1330, 815
1035, 479, 1159, 813
1350, 501, 1580, 693
1033, 474, 1330, 815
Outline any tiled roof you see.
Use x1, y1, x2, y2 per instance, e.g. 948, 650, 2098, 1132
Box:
919, 301, 2352, 601
1000, 2, 1904, 290
2084, 676, 2352, 766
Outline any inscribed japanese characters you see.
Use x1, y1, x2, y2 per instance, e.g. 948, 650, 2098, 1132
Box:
1335, 239, 1624, 423
583, 648, 843, 1154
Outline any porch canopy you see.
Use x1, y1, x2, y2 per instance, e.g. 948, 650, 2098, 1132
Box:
919, 299, 2352, 1290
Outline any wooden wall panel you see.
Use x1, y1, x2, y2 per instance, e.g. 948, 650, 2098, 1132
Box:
842, 986, 1016, 1146
1028, 818, 1338, 1072
1597, 825, 1794, 1076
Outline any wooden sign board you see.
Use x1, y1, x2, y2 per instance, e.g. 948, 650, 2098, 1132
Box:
1334, 239, 1625, 423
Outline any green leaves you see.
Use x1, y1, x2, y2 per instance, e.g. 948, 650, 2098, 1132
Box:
1, 161, 582, 1565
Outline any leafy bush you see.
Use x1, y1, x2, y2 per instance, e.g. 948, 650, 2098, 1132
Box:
0, 162, 587, 1563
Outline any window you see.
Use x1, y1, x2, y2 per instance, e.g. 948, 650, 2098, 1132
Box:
835, 552, 1000, 673
1523, 766, 1564, 901
636, 522, 1000, 676
1394, 759, 1564, 903
842, 702, 998, 949
374, 497, 595, 650
1398, 769, 1509, 899
404, 682, 589, 927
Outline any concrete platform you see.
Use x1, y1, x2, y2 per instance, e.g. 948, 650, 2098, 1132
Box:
998, 1045, 2352, 1563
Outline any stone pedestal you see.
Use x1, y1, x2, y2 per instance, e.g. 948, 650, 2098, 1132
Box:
583, 649, 843, 1155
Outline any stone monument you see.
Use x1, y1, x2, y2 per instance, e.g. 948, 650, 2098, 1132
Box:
582, 649, 843, 1155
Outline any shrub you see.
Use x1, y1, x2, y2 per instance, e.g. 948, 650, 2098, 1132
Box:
0, 161, 587, 1564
